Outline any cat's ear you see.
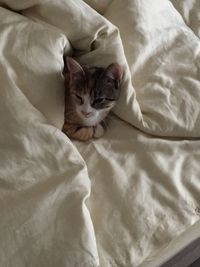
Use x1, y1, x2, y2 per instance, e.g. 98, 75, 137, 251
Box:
66, 57, 84, 76
105, 63, 123, 82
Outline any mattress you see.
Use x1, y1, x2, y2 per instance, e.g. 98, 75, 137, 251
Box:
0, 1, 200, 267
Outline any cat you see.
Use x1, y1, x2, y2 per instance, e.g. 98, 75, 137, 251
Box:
62, 57, 123, 141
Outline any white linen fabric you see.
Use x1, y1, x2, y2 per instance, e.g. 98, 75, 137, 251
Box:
0, 0, 200, 267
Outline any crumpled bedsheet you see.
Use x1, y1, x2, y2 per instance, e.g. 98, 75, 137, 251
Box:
0, 0, 200, 266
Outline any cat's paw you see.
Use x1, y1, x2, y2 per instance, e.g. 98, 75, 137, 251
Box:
93, 124, 105, 138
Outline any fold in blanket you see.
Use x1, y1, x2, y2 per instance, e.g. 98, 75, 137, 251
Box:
0, 0, 200, 267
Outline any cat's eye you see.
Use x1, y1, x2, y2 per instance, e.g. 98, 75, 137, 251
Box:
75, 94, 83, 104
105, 98, 115, 101
93, 98, 105, 105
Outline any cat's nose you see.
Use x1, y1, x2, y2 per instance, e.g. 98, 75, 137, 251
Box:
81, 111, 92, 117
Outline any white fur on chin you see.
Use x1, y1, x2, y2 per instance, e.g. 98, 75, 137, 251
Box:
81, 109, 109, 126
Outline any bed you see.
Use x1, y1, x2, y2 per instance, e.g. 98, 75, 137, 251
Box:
0, 0, 200, 266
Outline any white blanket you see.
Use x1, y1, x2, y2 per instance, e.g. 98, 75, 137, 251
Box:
0, 0, 200, 266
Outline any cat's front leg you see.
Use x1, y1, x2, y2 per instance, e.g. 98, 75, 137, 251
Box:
62, 123, 94, 141
93, 123, 105, 138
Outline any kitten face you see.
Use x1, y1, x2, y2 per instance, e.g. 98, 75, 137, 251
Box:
65, 57, 123, 126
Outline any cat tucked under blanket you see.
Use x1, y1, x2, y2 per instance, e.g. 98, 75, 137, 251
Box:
62, 57, 123, 141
